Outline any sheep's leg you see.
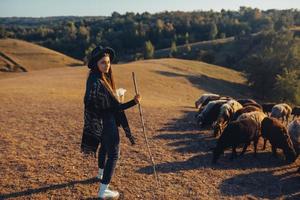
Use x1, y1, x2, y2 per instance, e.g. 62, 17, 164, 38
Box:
230, 146, 238, 160
272, 146, 278, 157
253, 138, 258, 157
262, 138, 267, 150
240, 143, 248, 156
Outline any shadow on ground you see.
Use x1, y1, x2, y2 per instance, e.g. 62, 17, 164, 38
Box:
137, 151, 290, 175
220, 170, 300, 199
0, 177, 98, 199
155, 70, 250, 98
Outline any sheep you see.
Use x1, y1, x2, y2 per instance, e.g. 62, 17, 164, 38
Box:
232, 105, 262, 121
213, 100, 243, 137
196, 99, 227, 128
270, 103, 292, 124
291, 106, 300, 120
212, 119, 260, 163
237, 99, 257, 106
288, 118, 300, 154
237, 111, 267, 149
261, 103, 276, 116
195, 93, 220, 109
237, 111, 267, 126
198, 96, 232, 112
242, 102, 263, 110
261, 117, 297, 163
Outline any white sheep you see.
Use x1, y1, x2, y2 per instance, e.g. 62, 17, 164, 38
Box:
195, 93, 220, 109
214, 100, 243, 137
271, 103, 292, 124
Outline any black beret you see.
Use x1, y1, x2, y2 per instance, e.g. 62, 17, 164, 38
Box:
87, 46, 116, 69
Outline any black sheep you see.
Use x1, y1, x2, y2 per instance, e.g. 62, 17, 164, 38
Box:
261, 117, 297, 163
291, 106, 300, 120
212, 119, 260, 163
197, 100, 227, 128
261, 103, 276, 116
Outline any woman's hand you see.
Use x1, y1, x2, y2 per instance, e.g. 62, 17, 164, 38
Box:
134, 94, 142, 104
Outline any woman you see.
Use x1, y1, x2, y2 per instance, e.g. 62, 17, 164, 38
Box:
81, 46, 141, 199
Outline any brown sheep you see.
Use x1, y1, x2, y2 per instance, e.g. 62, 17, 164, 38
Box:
242, 102, 263, 110
237, 111, 267, 149
212, 119, 260, 163
237, 99, 257, 106
232, 105, 262, 121
261, 117, 297, 163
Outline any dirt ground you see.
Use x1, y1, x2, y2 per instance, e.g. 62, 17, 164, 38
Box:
0, 59, 299, 199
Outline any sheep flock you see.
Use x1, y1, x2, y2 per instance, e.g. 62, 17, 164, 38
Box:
195, 93, 300, 172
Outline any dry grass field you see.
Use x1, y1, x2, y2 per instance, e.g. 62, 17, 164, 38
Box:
0, 40, 299, 199
0, 39, 82, 74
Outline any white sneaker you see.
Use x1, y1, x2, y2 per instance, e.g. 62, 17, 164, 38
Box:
98, 183, 119, 199
97, 168, 104, 179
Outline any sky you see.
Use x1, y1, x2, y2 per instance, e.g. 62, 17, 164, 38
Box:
0, 0, 299, 17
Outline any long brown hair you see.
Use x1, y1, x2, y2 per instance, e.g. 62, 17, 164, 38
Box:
101, 66, 118, 98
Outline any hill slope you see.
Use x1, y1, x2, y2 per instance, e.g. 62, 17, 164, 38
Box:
0, 57, 299, 199
0, 38, 82, 73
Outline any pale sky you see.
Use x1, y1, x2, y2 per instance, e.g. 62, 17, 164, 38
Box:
0, 0, 299, 17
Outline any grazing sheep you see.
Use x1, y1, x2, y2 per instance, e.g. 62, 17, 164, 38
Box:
199, 96, 232, 112
237, 111, 267, 126
196, 100, 227, 127
261, 103, 276, 115
261, 117, 297, 163
214, 100, 243, 137
271, 103, 292, 124
288, 118, 300, 154
195, 93, 220, 109
232, 106, 262, 121
212, 119, 260, 163
242, 102, 263, 110
237, 111, 267, 149
237, 99, 257, 106
291, 106, 300, 120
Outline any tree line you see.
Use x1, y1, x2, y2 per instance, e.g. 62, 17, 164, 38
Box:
0, 7, 299, 104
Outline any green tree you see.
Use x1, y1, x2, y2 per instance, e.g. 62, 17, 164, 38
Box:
144, 40, 154, 59
169, 40, 177, 57
244, 30, 300, 101
209, 23, 218, 40
274, 68, 300, 104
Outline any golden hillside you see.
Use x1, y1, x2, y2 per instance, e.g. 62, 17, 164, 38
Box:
1, 45, 298, 199
0, 38, 82, 73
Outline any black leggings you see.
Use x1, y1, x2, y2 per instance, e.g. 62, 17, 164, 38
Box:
98, 114, 120, 185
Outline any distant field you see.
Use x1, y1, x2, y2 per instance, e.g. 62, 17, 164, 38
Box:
154, 37, 234, 58
0, 43, 299, 199
0, 38, 83, 73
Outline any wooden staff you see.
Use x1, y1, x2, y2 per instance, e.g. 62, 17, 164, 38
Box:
132, 72, 160, 187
